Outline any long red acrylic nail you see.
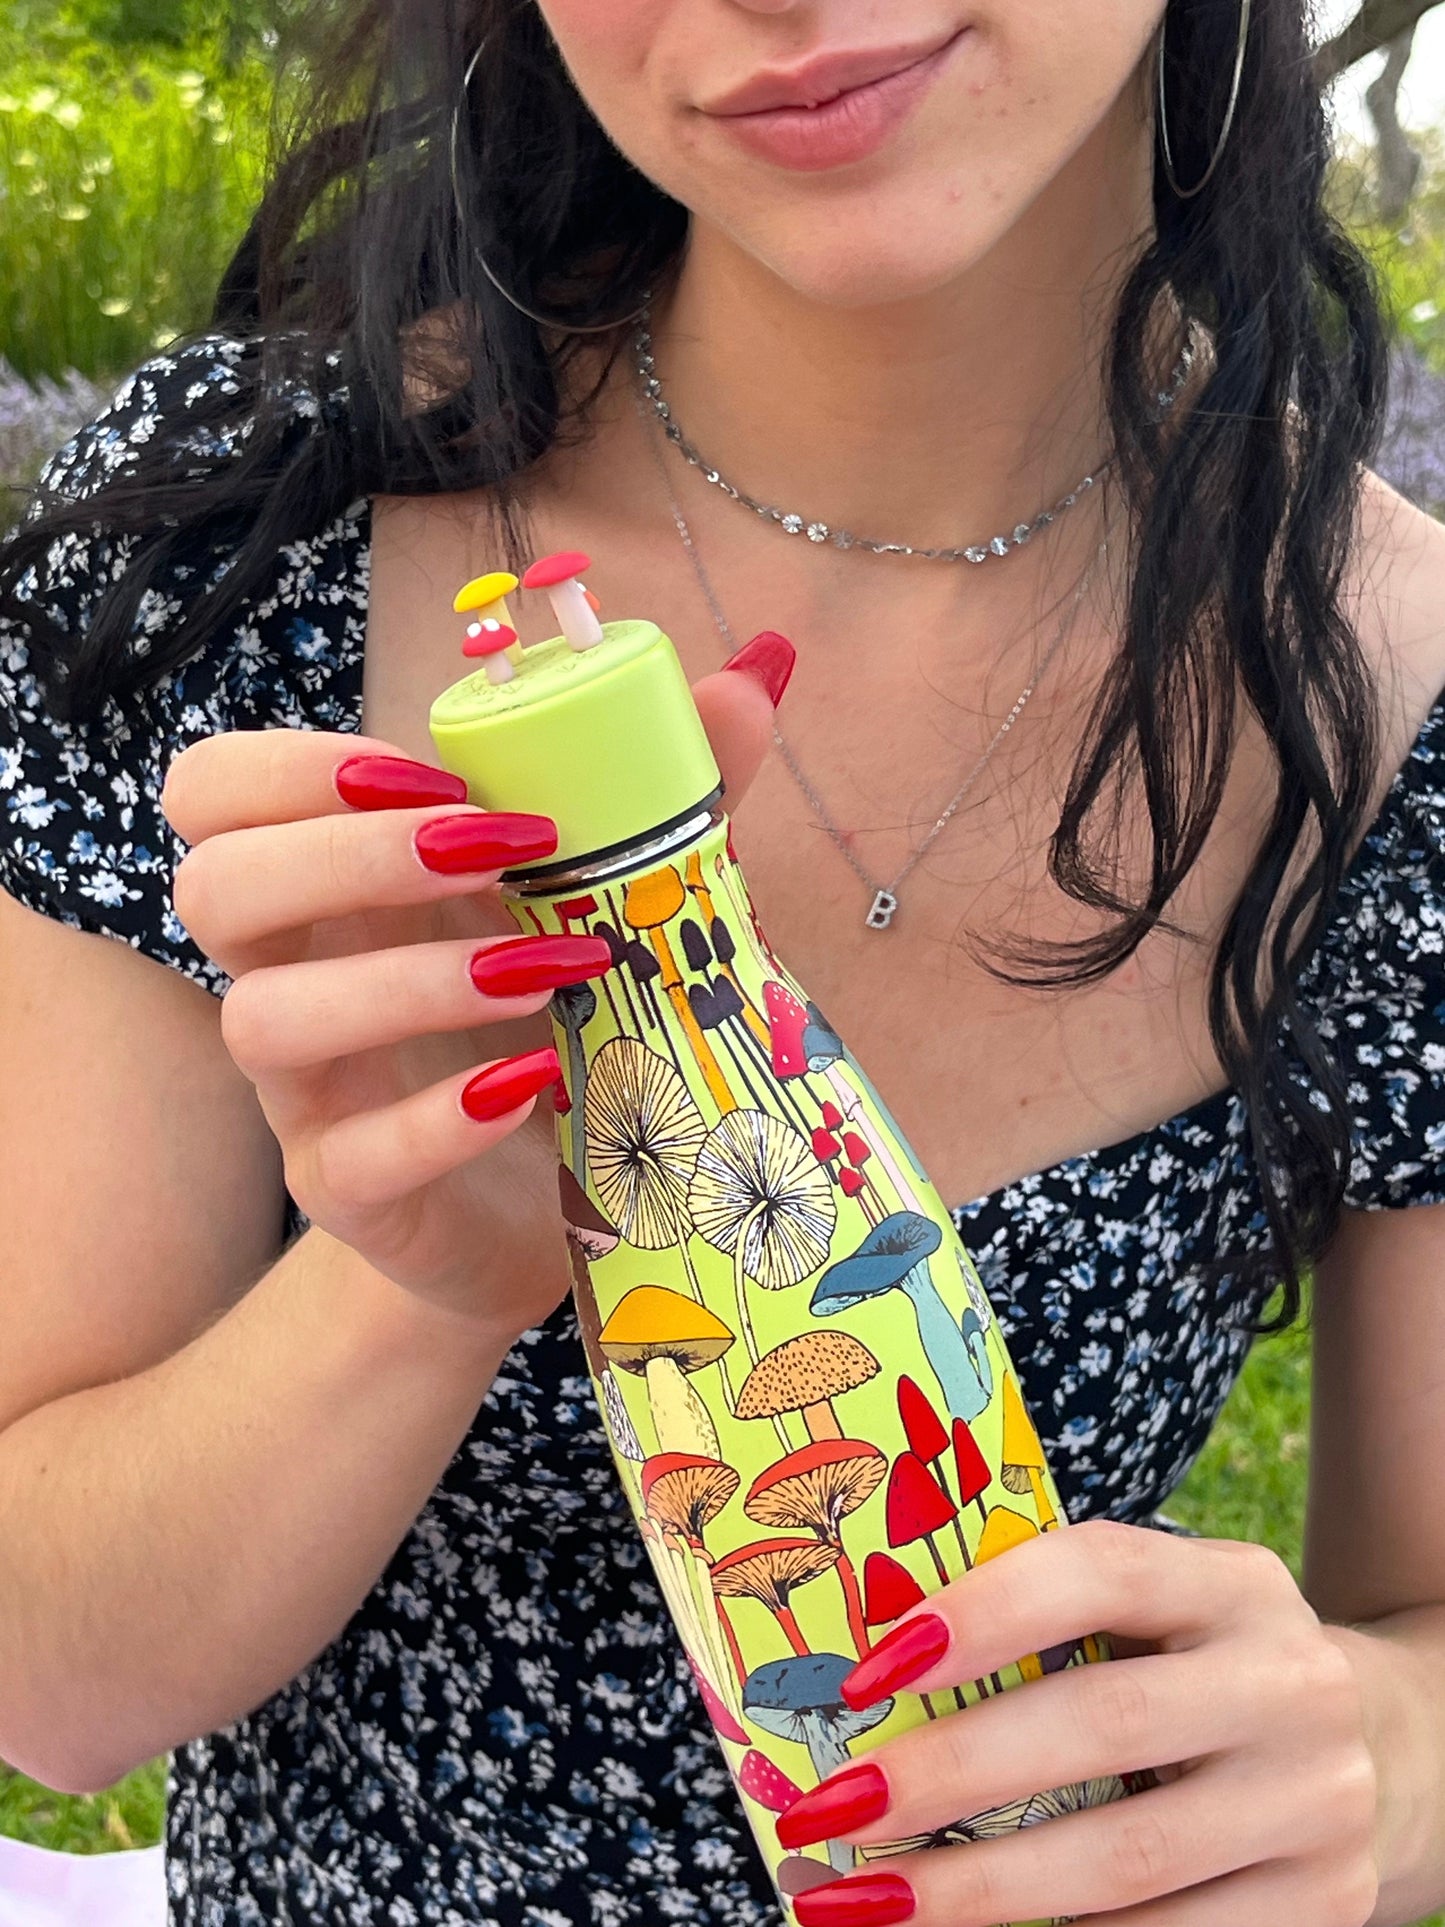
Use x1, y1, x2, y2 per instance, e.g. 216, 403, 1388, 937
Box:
414, 812, 558, 875
841, 1613, 950, 1710
470, 936, 612, 997
723, 630, 796, 707
792, 1873, 916, 1927
776, 1763, 889, 1851
459, 1048, 562, 1122
334, 753, 469, 809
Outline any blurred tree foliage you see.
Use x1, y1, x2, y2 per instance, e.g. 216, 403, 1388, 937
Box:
5, 0, 300, 66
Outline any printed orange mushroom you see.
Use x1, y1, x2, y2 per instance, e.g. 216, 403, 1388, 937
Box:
734, 1330, 881, 1455
642, 1452, 740, 1549
710, 1536, 840, 1658
521, 549, 604, 652
743, 1439, 885, 1657
598, 1285, 735, 1458
1000, 1372, 1059, 1530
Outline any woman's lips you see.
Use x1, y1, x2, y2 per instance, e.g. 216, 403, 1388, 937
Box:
703, 30, 968, 173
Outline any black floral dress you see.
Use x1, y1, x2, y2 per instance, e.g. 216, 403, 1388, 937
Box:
3, 341, 1444, 1927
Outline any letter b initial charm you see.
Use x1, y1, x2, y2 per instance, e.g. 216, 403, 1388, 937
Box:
865, 890, 899, 930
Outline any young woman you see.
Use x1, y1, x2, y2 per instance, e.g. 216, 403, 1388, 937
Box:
1, 2, 1443, 1923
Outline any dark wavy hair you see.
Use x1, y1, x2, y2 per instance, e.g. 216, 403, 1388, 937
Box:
0, 0, 1388, 1325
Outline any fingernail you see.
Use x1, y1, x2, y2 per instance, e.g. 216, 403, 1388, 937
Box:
723, 629, 796, 707
841, 1614, 950, 1710
776, 1764, 889, 1851
470, 935, 612, 998
792, 1873, 916, 1927
459, 1048, 562, 1122
414, 812, 558, 875
335, 753, 469, 809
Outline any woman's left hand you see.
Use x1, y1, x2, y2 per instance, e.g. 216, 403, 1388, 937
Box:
775, 1519, 1383, 1926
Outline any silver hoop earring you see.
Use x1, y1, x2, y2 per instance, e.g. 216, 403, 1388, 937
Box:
448, 40, 653, 334
1156, 0, 1253, 200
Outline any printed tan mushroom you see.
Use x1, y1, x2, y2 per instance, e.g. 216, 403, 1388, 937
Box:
710, 1536, 840, 1658
999, 1372, 1059, 1531
735, 1331, 880, 1454
583, 1038, 709, 1304
743, 1439, 885, 1657
558, 1163, 619, 1260
644, 1452, 745, 1690
689, 1108, 836, 1376
597, 1284, 735, 1457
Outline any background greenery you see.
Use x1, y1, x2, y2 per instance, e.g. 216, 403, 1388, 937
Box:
0, 5, 1441, 1924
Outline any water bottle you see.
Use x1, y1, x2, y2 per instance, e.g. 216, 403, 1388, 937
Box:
428, 557, 1138, 1921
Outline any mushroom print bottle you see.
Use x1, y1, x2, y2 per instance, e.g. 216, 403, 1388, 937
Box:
429, 558, 1140, 1924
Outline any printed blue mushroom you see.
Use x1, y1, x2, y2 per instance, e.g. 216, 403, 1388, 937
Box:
960, 1307, 994, 1404
811, 1212, 989, 1421
742, 1652, 894, 1873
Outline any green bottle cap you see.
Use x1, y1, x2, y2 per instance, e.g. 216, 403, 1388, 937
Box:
428, 619, 721, 868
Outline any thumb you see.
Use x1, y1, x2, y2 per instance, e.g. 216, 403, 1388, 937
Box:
691, 632, 796, 809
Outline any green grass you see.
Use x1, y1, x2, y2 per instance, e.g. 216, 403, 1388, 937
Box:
3, 1329, 1438, 1927
0, 40, 267, 383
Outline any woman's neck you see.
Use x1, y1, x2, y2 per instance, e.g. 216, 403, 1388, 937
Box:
652, 101, 1155, 552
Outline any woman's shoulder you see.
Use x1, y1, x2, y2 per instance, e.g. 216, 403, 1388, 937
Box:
1353, 469, 1445, 758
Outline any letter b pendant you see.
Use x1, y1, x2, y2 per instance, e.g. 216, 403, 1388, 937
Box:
865, 889, 899, 930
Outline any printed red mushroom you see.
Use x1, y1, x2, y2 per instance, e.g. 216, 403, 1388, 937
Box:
737, 1747, 805, 1815
762, 980, 810, 1080
898, 1377, 971, 1566
952, 1415, 994, 1525
819, 1100, 844, 1131
710, 1536, 840, 1657
810, 1126, 841, 1164
461, 618, 518, 683
521, 549, 604, 652
838, 1167, 867, 1199
743, 1439, 886, 1656
841, 1131, 871, 1168
885, 1450, 959, 1588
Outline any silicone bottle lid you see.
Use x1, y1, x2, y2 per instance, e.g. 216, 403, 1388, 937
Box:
428, 618, 721, 868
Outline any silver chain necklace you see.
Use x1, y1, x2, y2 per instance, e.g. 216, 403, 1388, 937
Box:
633, 310, 1187, 564
638, 387, 1105, 930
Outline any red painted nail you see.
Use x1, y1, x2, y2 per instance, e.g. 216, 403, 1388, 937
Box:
723, 629, 796, 707
776, 1764, 889, 1851
470, 935, 612, 997
459, 1048, 562, 1123
792, 1873, 916, 1927
414, 812, 558, 875
841, 1613, 950, 1709
334, 753, 469, 809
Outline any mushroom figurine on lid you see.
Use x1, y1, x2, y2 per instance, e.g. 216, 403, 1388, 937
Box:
461, 619, 520, 685
522, 549, 604, 652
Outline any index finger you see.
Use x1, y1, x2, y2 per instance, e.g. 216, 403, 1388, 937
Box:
161, 730, 471, 844
843, 1522, 1304, 1711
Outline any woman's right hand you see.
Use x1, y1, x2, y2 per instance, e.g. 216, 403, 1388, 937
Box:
159, 643, 786, 1339
162, 729, 589, 1337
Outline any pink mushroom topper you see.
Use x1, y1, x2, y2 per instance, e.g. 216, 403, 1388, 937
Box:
521, 550, 604, 652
